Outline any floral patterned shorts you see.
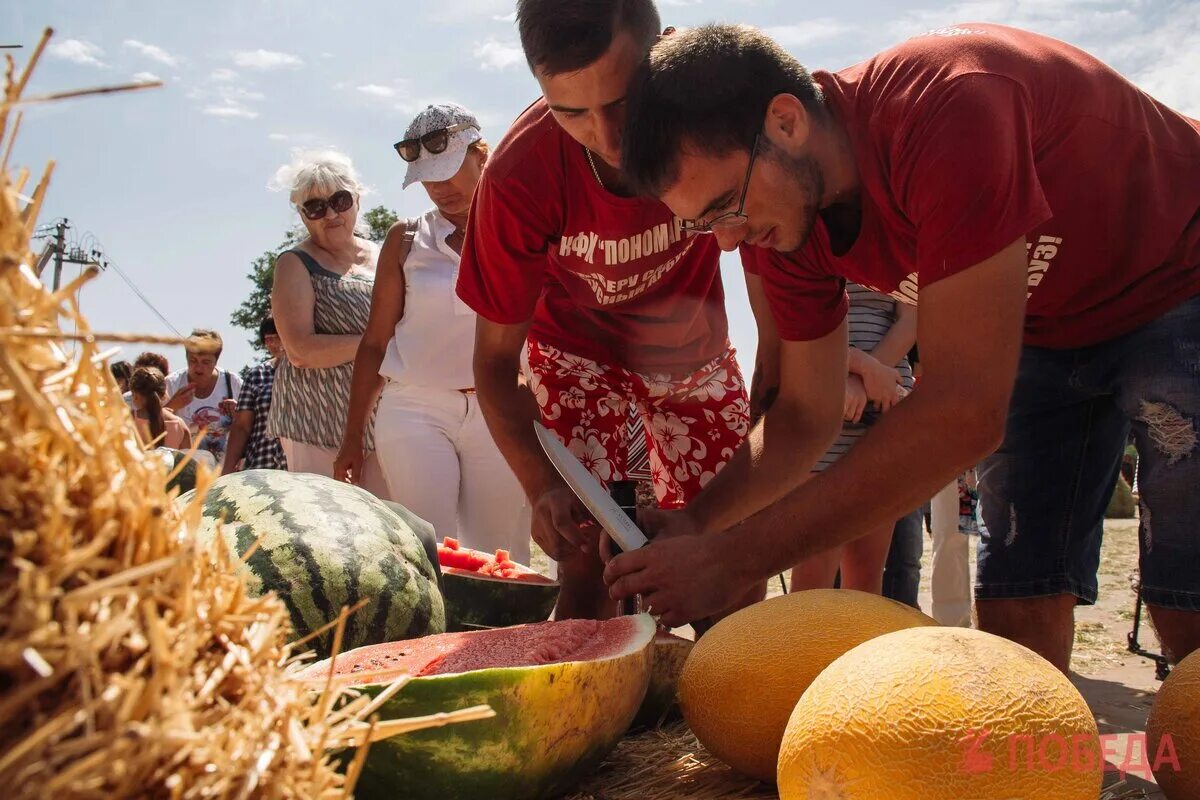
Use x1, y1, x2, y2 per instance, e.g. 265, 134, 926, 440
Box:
523, 338, 750, 508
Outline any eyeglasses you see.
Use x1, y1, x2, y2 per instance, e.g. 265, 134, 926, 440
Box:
680, 133, 760, 235
394, 122, 478, 162
299, 189, 355, 221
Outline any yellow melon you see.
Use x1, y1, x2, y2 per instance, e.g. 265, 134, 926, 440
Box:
778, 627, 1101, 799
678, 589, 937, 781
1147, 648, 1200, 799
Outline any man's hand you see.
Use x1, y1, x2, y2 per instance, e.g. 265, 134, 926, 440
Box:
531, 485, 598, 560
602, 527, 751, 628
857, 353, 904, 410
219, 398, 237, 417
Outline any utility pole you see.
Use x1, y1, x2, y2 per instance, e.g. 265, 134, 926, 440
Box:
38, 219, 95, 290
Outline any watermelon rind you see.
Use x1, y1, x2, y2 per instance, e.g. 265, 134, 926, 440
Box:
631, 631, 694, 729
306, 614, 655, 800
182, 470, 445, 657
441, 565, 560, 632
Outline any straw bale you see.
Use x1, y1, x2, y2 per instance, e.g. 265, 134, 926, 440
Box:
0, 31, 485, 799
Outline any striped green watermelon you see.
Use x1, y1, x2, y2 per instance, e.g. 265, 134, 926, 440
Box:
437, 537, 559, 631
154, 447, 198, 495
297, 614, 655, 800
183, 470, 445, 657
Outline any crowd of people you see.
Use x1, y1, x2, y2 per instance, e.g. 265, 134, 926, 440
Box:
113, 0, 1199, 674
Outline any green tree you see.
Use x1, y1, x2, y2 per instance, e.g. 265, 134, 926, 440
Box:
230, 205, 398, 364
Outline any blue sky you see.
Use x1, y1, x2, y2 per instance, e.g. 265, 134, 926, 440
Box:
5, 0, 1197, 376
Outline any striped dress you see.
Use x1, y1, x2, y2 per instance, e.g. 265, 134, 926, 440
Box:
267, 246, 378, 451
812, 283, 915, 473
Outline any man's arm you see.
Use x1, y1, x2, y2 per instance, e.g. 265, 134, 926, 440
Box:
683, 319, 848, 536
220, 409, 254, 475
745, 272, 781, 424
473, 318, 593, 557
605, 238, 1028, 625
725, 238, 1027, 583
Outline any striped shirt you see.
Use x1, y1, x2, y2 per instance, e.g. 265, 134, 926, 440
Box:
267, 247, 378, 450
236, 360, 287, 470
813, 283, 915, 473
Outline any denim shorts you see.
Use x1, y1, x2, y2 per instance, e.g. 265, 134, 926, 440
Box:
976, 293, 1200, 611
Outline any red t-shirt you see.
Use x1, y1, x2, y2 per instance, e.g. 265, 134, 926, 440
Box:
749, 23, 1200, 348
457, 99, 729, 375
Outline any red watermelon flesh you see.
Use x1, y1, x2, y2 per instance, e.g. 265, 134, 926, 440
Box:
437, 540, 554, 584
299, 616, 642, 682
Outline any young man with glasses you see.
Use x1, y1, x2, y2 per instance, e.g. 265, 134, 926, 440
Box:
604, 23, 1200, 672
455, 0, 768, 620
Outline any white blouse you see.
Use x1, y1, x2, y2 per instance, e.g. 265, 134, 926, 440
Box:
379, 208, 477, 389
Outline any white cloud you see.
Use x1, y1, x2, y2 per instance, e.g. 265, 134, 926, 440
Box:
659, 0, 704, 5
493, 11, 517, 21
223, 86, 266, 102
268, 132, 290, 141
123, 39, 179, 67
357, 84, 396, 98
232, 49, 303, 69
131, 71, 161, 84
764, 18, 854, 48
473, 38, 524, 71
429, 0, 512, 22
210, 68, 238, 81
48, 39, 107, 68
203, 104, 259, 119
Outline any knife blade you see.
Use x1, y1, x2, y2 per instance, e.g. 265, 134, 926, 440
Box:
533, 422, 650, 552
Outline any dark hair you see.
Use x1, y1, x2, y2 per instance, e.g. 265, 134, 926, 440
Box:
110, 360, 132, 384
134, 351, 170, 375
622, 24, 825, 197
130, 366, 167, 444
258, 315, 278, 341
516, 0, 661, 76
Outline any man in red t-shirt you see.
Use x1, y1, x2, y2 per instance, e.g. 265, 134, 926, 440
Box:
605, 23, 1200, 670
457, 0, 764, 620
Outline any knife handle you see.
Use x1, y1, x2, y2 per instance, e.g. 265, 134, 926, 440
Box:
610, 480, 642, 616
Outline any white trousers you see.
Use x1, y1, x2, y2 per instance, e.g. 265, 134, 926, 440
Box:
374, 382, 530, 565
930, 479, 972, 627
278, 437, 390, 501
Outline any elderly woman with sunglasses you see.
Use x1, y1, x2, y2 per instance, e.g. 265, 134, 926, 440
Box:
334, 104, 529, 562
266, 149, 389, 497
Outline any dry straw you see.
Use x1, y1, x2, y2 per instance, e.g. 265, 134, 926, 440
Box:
0, 29, 487, 799
567, 723, 1149, 800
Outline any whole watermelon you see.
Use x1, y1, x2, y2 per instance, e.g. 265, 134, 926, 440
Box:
183, 470, 445, 657
153, 447, 198, 495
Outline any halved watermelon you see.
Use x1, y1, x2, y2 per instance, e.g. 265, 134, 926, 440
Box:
632, 630, 695, 729
297, 614, 656, 800
436, 539, 559, 631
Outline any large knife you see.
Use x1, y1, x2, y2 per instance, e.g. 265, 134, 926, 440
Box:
533, 422, 649, 552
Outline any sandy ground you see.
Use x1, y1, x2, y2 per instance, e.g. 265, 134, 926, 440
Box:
533, 513, 1173, 798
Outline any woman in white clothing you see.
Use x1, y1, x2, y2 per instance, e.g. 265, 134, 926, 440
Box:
335, 103, 529, 563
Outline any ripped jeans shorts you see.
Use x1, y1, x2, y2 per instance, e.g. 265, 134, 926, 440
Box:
976, 293, 1200, 611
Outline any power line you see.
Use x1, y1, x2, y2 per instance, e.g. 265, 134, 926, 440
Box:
33, 218, 183, 337
101, 259, 183, 337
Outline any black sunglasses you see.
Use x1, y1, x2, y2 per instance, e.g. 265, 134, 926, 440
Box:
394, 122, 478, 162
300, 189, 354, 221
